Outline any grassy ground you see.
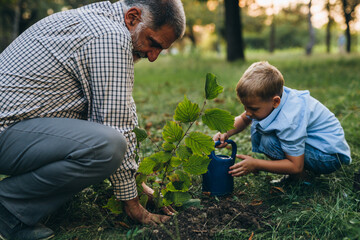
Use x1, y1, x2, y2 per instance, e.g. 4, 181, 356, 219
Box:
48, 50, 360, 239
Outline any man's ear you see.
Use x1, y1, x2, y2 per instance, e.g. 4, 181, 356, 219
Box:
273, 96, 281, 108
124, 7, 142, 31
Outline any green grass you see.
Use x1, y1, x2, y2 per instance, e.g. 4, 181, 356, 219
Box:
50, 51, 360, 239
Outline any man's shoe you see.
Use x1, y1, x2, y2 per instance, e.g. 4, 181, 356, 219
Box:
10, 224, 54, 240
0, 203, 54, 240
0, 203, 22, 240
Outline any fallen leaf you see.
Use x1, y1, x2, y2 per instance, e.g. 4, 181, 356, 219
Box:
248, 231, 254, 240
236, 191, 246, 196
114, 221, 130, 229
270, 186, 285, 194
145, 122, 153, 130
214, 98, 225, 103
250, 199, 263, 206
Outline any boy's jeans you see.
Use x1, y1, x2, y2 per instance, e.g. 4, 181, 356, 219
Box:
252, 132, 350, 174
0, 118, 127, 226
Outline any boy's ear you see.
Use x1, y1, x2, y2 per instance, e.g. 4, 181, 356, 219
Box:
124, 7, 142, 31
272, 96, 281, 108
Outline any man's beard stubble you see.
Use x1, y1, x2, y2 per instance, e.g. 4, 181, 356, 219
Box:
131, 23, 147, 63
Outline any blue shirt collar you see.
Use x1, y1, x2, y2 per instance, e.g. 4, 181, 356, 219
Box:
255, 87, 288, 129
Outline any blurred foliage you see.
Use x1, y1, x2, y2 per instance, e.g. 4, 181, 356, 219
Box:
0, 0, 359, 55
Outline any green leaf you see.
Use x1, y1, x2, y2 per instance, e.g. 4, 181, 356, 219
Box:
166, 170, 191, 192
174, 96, 200, 123
176, 145, 192, 160
137, 157, 157, 174
170, 156, 182, 167
162, 121, 184, 143
202, 108, 235, 133
151, 151, 172, 164
164, 191, 192, 207
135, 173, 147, 186
205, 73, 223, 100
133, 127, 148, 142
162, 142, 176, 152
181, 199, 203, 210
139, 194, 149, 208
183, 154, 211, 175
153, 189, 164, 208
185, 132, 214, 155
103, 195, 123, 215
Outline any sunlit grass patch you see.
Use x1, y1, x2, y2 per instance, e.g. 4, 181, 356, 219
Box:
48, 51, 360, 239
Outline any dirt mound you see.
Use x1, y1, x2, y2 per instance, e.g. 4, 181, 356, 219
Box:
148, 195, 269, 239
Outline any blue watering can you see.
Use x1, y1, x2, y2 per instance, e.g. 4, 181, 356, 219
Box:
202, 139, 237, 196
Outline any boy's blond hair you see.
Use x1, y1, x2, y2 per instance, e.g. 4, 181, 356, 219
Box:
236, 61, 284, 101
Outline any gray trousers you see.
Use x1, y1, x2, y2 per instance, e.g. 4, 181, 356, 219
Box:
0, 118, 127, 226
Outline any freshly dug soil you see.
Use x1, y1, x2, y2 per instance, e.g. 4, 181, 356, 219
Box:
147, 194, 269, 240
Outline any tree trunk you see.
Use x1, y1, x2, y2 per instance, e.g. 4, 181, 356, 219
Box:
341, 0, 352, 53
306, 0, 315, 55
326, 0, 332, 53
269, 15, 275, 53
344, 20, 351, 53
224, 0, 244, 61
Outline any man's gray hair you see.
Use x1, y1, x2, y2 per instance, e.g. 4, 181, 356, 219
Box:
123, 0, 186, 39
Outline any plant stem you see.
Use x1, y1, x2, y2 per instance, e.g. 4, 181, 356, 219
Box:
159, 100, 208, 197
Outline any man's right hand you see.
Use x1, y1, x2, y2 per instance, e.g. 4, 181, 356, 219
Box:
212, 132, 229, 148
124, 197, 170, 226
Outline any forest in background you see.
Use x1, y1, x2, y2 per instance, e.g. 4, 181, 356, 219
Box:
1, 0, 360, 61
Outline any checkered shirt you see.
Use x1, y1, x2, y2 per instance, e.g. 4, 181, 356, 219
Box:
0, 1, 139, 201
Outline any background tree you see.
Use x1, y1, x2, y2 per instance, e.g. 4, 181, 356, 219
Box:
269, 3, 276, 53
240, 2, 267, 49
274, 4, 309, 49
306, 0, 315, 55
325, 0, 334, 53
182, 0, 215, 49
224, 0, 244, 61
341, 0, 360, 52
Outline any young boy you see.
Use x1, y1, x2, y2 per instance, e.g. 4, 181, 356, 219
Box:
213, 61, 351, 180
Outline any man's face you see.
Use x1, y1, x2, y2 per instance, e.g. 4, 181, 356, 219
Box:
130, 24, 177, 63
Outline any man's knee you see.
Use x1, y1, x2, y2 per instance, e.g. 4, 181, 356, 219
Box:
97, 128, 127, 174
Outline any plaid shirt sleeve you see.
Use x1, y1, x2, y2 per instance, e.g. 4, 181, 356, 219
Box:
0, 2, 139, 201
76, 33, 139, 201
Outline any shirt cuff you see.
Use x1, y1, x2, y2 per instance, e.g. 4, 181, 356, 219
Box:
109, 169, 138, 201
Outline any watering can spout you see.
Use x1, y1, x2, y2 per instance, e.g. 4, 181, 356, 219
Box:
202, 139, 237, 196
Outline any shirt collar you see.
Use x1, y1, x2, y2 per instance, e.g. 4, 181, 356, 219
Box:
256, 87, 288, 129
112, 1, 126, 23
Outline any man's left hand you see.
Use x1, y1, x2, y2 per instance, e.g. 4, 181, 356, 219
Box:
141, 182, 176, 216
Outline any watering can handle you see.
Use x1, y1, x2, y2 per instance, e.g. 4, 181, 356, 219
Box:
214, 139, 237, 160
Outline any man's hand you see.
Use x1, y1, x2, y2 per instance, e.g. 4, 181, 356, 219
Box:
124, 197, 170, 226
141, 182, 176, 216
229, 154, 258, 177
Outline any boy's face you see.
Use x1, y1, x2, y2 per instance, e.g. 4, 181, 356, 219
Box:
241, 96, 281, 121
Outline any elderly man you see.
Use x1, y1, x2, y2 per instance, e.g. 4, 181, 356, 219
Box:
0, 0, 185, 239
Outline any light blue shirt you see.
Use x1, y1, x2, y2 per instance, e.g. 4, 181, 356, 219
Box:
251, 87, 351, 163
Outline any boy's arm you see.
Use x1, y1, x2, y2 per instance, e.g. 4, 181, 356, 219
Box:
213, 112, 251, 146
229, 153, 304, 176
229, 112, 251, 136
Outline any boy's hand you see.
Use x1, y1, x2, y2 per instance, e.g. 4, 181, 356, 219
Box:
229, 154, 257, 176
213, 132, 228, 148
